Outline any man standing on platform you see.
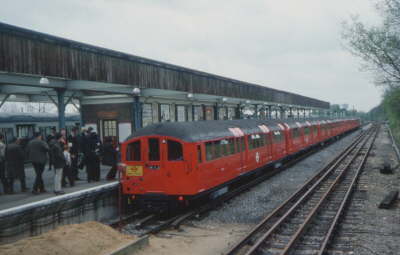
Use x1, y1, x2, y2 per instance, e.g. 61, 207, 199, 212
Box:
26, 132, 49, 194
5, 138, 27, 193
85, 127, 102, 182
50, 133, 66, 195
46, 127, 56, 171
102, 137, 118, 180
68, 127, 80, 181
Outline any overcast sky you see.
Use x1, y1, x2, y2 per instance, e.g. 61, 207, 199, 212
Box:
1, 0, 382, 111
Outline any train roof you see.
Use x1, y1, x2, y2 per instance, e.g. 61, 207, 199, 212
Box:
126, 118, 355, 143
0, 112, 80, 123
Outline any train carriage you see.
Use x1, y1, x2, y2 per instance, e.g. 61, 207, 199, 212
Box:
0, 113, 80, 144
281, 121, 305, 154
120, 118, 360, 212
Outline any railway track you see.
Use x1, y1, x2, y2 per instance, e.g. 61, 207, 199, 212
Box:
114, 128, 365, 237
226, 124, 378, 255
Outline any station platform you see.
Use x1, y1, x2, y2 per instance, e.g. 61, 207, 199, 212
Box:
0, 164, 117, 211
0, 164, 120, 244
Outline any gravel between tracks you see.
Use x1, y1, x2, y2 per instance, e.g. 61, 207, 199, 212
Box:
198, 130, 361, 226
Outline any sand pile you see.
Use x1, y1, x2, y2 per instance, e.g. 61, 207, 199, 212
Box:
0, 221, 135, 255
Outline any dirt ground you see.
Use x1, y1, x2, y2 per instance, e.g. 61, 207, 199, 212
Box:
134, 223, 249, 255
0, 221, 135, 255
351, 126, 400, 254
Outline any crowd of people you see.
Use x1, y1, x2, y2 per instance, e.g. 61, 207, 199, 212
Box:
0, 126, 118, 196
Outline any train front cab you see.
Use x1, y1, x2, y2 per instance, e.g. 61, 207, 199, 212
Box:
121, 136, 197, 212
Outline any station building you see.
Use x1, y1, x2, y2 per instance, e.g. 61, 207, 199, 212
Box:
0, 22, 330, 144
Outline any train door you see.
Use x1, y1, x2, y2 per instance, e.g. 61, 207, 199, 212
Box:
235, 136, 246, 174
161, 138, 189, 193
265, 133, 273, 162
143, 137, 165, 193
124, 139, 145, 193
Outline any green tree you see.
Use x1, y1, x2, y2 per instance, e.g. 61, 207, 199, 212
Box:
343, 0, 400, 88
343, 0, 400, 141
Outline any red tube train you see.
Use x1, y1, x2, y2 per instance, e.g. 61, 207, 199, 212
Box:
119, 118, 360, 212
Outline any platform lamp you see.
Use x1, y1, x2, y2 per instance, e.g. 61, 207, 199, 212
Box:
187, 93, 195, 121
39, 77, 50, 85
132, 87, 142, 131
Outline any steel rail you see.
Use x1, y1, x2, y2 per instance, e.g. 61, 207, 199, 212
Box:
226, 129, 369, 255
280, 126, 377, 254
316, 125, 379, 255
243, 127, 375, 255
387, 124, 400, 162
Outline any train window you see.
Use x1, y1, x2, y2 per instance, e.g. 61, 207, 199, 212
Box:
265, 134, 271, 146
235, 138, 240, 152
313, 126, 318, 136
197, 145, 202, 163
220, 140, 229, 156
148, 138, 160, 161
214, 141, 221, 159
249, 134, 265, 149
248, 135, 253, 150
228, 138, 235, 155
0, 128, 14, 144
272, 131, 282, 144
167, 140, 183, 161
304, 127, 310, 136
259, 134, 265, 147
292, 128, 300, 139
17, 125, 34, 138
241, 137, 246, 151
206, 142, 213, 161
127, 140, 141, 161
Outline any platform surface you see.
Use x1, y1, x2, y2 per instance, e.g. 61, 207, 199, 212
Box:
0, 164, 118, 211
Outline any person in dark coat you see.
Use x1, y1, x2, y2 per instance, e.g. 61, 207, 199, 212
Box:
78, 128, 88, 174
68, 127, 80, 181
86, 130, 102, 182
50, 133, 66, 195
0, 133, 9, 194
62, 143, 74, 187
102, 137, 118, 180
5, 138, 27, 193
46, 127, 56, 171
26, 132, 50, 194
